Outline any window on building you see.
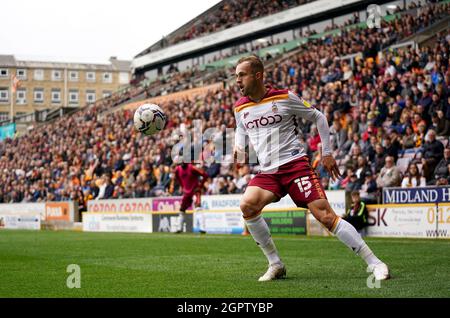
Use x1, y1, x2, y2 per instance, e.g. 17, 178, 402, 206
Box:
86, 90, 96, 104
69, 90, 79, 105
52, 70, 62, 81
0, 69, 9, 78
34, 69, 44, 81
51, 89, 61, 103
16, 69, 27, 80
69, 71, 79, 82
0, 112, 9, 121
0, 88, 9, 102
34, 89, 44, 103
16, 89, 27, 104
102, 72, 112, 83
86, 72, 96, 82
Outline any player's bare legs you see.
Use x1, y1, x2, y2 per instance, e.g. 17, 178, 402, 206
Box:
240, 186, 286, 281
307, 199, 390, 280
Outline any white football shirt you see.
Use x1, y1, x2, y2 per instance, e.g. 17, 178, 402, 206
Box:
234, 87, 332, 172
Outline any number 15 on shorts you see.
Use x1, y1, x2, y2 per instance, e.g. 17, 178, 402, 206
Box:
295, 176, 312, 198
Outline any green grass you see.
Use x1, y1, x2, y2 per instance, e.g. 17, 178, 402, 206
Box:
0, 230, 449, 298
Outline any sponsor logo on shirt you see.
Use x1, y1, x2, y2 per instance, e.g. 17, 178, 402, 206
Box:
272, 102, 278, 113
244, 114, 282, 129
300, 98, 311, 108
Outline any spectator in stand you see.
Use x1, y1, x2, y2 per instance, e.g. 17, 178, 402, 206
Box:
343, 191, 368, 232
307, 124, 321, 154
434, 110, 450, 136
0, 1, 448, 204
354, 156, 371, 186
401, 125, 417, 150
421, 129, 444, 181
376, 156, 402, 188
372, 143, 386, 173
401, 162, 426, 188
359, 171, 378, 204
432, 147, 450, 184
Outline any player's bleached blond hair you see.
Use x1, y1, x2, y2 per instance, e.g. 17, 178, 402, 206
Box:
237, 55, 264, 74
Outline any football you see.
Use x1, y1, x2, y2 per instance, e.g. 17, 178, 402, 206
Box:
133, 103, 167, 136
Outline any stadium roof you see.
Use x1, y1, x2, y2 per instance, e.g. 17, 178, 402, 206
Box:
132, 0, 394, 74
0, 55, 131, 71
0, 55, 17, 67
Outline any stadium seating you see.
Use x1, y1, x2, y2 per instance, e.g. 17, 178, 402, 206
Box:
137, 0, 315, 56
0, 0, 449, 206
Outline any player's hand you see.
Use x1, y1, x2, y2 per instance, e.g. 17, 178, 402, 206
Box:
233, 147, 247, 164
322, 155, 342, 181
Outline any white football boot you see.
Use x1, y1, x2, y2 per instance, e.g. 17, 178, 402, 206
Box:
258, 263, 286, 282
367, 262, 390, 280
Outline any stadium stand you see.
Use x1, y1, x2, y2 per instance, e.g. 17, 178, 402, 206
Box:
0, 0, 449, 210
136, 0, 316, 56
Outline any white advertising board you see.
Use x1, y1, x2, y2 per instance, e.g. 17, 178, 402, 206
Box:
82, 213, 153, 233
0, 203, 46, 221
0, 215, 41, 230
193, 211, 244, 234
366, 204, 450, 239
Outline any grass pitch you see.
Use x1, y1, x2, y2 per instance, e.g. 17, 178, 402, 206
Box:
0, 230, 449, 298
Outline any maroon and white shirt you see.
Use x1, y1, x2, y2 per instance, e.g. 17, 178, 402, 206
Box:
234, 87, 332, 172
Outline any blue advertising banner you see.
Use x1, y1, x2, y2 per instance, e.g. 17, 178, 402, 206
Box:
383, 186, 450, 204
0, 123, 15, 141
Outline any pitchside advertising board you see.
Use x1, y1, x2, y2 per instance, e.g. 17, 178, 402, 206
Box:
0, 215, 41, 230
366, 204, 450, 239
83, 192, 346, 234
383, 186, 450, 204
45, 202, 76, 221
153, 212, 193, 233
199, 192, 346, 216
0, 202, 76, 223
0, 202, 46, 221
262, 209, 307, 235
87, 198, 153, 213
193, 209, 308, 235
82, 212, 153, 233
152, 197, 194, 233
193, 210, 243, 234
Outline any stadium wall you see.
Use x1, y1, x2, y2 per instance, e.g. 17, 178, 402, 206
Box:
2, 195, 449, 238
0, 201, 77, 230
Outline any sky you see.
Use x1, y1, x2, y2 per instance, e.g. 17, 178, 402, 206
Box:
0, 0, 221, 64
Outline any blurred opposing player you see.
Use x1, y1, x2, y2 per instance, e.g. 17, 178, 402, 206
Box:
233, 55, 389, 281
174, 161, 208, 233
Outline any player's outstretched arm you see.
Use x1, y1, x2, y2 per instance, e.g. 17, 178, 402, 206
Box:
289, 92, 341, 181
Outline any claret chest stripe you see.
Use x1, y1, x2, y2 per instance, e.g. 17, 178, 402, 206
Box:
235, 94, 289, 113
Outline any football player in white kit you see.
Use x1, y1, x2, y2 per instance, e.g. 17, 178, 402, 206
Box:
233, 55, 390, 282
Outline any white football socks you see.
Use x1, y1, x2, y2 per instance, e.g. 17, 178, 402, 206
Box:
332, 218, 382, 266
245, 213, 282, 266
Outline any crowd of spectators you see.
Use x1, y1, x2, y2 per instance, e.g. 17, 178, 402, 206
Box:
0, 1, 449, 209
152, 0, 313, 50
